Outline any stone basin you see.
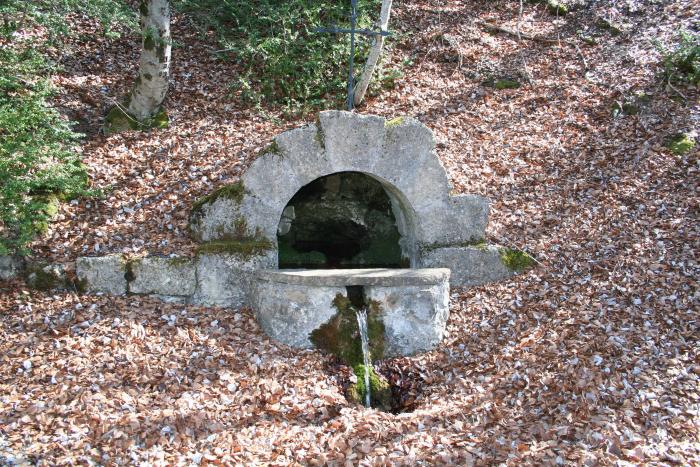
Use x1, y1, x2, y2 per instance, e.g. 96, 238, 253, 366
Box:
250, 268, 450, 357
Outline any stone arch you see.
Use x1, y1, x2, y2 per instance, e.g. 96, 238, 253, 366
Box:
276, 170, 418, 268
189, 111, 491, 272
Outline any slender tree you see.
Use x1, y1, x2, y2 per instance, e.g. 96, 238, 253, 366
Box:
353, 0, 392, 107
104, 0, 171, 133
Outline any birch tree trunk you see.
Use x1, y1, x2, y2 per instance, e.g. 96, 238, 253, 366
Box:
127, 0, 171, 121
353, 0, 392, 107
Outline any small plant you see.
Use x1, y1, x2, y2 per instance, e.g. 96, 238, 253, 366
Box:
499, 248, 535, 272
654, 30, 700, 86
175, 0, 397, 115
0, 47, 91, 254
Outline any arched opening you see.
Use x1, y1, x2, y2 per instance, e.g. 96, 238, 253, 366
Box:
277, 172, 410, 269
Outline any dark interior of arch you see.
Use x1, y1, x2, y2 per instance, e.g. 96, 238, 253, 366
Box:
277, 172, 407, 269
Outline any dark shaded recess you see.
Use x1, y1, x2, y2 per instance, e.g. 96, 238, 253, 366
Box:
277, 171, 405, 269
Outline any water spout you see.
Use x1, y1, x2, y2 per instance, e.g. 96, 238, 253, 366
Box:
355, 307, 371, 408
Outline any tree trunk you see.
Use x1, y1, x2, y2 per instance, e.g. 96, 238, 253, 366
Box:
127, 0, 171, 121
353, 0, 392, 107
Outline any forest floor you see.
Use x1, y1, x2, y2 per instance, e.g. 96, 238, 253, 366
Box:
1, 0, 699, 464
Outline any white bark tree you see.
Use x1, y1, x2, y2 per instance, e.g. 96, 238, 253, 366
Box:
353, 0, 393, 107
127, 0, 171, 121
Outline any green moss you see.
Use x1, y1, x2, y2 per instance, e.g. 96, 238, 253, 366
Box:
667, 133, 696, 155
103, 105, 167, 135
103, 105, 138, 134
314, 116, 326, 150
257, 140, 281, 159
166, 256, 191, 267
385, 116, 405, 128
197, 238, 273, 257
494, 79, 520, 90
598, 18, 622, 35
546, 0, 568, 15
499, 248, 535, 272
25, 263, 65, 291
347, 364, 392, 411
191, 181, 246, 213
150, 107, 169, 129
310, 293, 385, 367
420, 238, 487, 253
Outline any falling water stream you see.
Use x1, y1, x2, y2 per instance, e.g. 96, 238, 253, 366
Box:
355, 308, 371, 408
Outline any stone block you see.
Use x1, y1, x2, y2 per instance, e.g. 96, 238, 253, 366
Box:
274, 124, 333, 187
318, 111, 386, 173
129, 256, 196, 296
366, 281, 450, 357
0, 256, 24, 281
250, 278, 345, 349
192, 250, 276, 308
250, 268, 451, 356
419, 245, 514, 286
76, 255, 127, 295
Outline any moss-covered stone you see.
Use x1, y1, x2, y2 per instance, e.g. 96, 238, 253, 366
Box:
420, 238, 487, 253
310, 292, 385, 367
499, 248, 535, 272
257, 140, 281, 159
191, 181, 246, 213
667, 133, 696, 155
385, 116, 406, 128
597, 18, 623, 36
347, 364, 392, 411
546, 0, 568, 15
494, 79, 520, 90
196, 238, 273, 258
25, 263, 67, 291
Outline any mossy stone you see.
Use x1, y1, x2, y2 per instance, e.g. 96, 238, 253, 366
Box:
191, 181, 246, 214
494, 79, 520, 90
598, 18, 623, 35
309, 293, 385, 367
347, 364, 392, 411
385, 116, 406, 128
196, 238, 273, 258
25, 263, 67, 291
667, 133, 696, 155
547, 0, 568, 15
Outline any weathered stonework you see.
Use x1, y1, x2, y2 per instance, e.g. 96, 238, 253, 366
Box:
0, 256, 24, 281
419, 245, 515, 286
367, 281, 450, 356
192, 250, 276, 308
76, 255, 128, 295
250, 268, 451, 356
187, 110, 495, 267
129, 256, 196, 296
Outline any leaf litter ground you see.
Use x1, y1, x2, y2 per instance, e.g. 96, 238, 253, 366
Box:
2, 0, 699, 464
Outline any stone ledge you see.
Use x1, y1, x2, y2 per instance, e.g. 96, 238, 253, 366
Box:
419, 245, 515, 286
255, 268, 450, 287
129, 256, 196, 296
